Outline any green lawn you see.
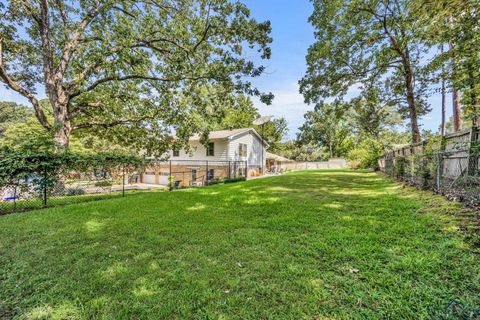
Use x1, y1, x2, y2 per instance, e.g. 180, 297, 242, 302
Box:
1, 170, 479, 319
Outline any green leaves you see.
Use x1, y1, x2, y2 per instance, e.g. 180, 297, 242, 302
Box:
1, 0, 273, 151
301, 0, 431, 143
0, 148, 146, 191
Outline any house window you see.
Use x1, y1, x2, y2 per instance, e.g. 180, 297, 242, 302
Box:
206, 142, 214, 156
238, 143, 247, 157
207, 169, 214, 180
191, 169, 197, 181
173, 149, 179, 157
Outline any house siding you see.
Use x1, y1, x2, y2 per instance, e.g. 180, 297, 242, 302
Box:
228, 131, 266, 167
169, 140, 229, 161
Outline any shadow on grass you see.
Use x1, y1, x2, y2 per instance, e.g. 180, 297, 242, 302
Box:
0, 170, 479, 319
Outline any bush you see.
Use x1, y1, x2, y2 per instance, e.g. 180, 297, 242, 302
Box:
224, 177, 246, 184
346, 139, 383, 170
94, 181, 113, 187
65, 188, 86, 196
207, 178, 223, 185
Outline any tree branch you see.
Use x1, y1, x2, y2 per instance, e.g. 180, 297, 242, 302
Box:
55, 0, 107, 79
0, 66, 51, 130
38, 0, 55, 84
70, 74, 225, 99
193, 4, 212, 52
73, 113, 159, 130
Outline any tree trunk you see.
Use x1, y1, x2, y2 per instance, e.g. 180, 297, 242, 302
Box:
449, 39, 462, 132
53, 116, 71, 151
475, 99, 480, 126
329, 141, 333, 158
441, 45, 446, 137
50, 86, 72, 151
441, 77, 446, 137
404, 67, 421, 143
452, 89, 462, 131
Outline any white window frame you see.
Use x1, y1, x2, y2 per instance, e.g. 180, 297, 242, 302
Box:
206, 142, 215, 156
238, 143, 247, 157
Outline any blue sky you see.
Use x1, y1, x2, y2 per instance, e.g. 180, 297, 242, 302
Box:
243, 0, 450, 139
0, 0, 449, 140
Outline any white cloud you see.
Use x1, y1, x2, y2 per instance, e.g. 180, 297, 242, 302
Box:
252, 82, 313, 139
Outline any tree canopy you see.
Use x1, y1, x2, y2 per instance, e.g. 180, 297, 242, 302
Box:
0, 0, 273, 153
300, 0, 432, 143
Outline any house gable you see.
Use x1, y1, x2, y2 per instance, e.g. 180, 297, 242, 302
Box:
227, 130, 266, 167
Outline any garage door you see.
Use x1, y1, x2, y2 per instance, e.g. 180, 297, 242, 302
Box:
158, 175, 169, 185
143, 173, 156, 184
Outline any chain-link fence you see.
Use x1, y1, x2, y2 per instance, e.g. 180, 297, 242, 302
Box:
0, 156, 249, 215
0, 160, 148, 215
381, 127, 480, 209
140, 160, 248, 189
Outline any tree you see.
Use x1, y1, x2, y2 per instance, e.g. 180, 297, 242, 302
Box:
416, 0, 480, 127
350, 86, 402, 138
0, 101, 32, 136
213, 94, 288, 150
254, 118, 288, 151
0, 0, 273, 151
300, 0, 431, 143
297, 101, 352, 158
216, 95, 261, 130
274, 140, 327, 161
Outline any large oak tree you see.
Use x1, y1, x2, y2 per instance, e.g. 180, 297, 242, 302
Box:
0, 0, 273, 152
300, 0, 430, 143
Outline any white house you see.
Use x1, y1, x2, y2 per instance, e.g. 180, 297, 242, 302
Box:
141, 128, 269, 186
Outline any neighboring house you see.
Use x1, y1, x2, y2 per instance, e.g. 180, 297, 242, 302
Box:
140, 128, 268, 186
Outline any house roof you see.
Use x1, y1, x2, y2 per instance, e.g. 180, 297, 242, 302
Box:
266, 152, 294, 162
189, 128, 269, 146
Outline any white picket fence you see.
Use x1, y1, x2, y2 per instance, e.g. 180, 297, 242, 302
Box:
273, 159, 348, 172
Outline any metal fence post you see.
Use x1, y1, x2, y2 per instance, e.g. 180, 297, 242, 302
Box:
467, 126, 478, 176
122, 165, 125, 197
436, 153, 441, 191
205, 160, 209, 186
13, 185, 17, 211
228, 161, 231, 179
169, 160, 172, 191
42, 166, 47, 208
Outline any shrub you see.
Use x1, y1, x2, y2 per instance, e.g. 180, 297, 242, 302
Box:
65, 188, 86, 196
207, 178, 223, 185
346, 138, 383, 170
224, 177, 246, 184
94, 181, 113, 187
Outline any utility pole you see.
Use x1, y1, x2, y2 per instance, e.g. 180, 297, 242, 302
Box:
253, 116, 273, 176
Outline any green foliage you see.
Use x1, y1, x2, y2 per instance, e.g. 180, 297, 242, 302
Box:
414, 0, 480, 124
65, 188, 86, 196
347, 138, 384, 170
0, 102, 32, 137
395, 157, 408, 177
207, 177, 224, 185
0, 148, 146, 194
272, 141, 327, 161
300, 0, 431, 142
297, 101, 353, 158
213, 94, 288, 151
0, 0, 273, 150
255, 118, 289, 151
94, 181, 113, 187
223, 177, 246, 183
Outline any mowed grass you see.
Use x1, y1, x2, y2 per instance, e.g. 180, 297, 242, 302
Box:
1, 170, 479, 319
